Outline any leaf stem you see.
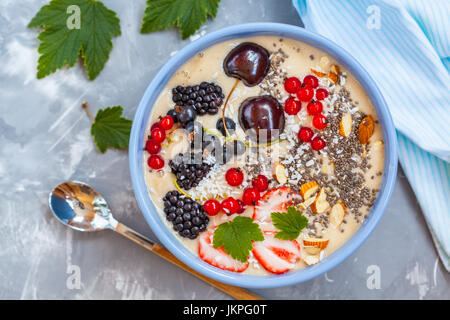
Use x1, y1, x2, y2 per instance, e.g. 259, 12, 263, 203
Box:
82, 101, 95, 122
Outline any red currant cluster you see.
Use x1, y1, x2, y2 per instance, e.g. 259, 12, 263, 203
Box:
203, 169, 269, 217
146, 115, 175, 170
283, 75, 328, 151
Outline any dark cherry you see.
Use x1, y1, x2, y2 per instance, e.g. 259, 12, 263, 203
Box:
223, 42, 270, 87
238, 95, 285, 143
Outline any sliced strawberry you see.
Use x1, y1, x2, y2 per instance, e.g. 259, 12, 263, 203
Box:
252, 232, 301, 274
253, 187, 302, 231
198, 230, 249, 273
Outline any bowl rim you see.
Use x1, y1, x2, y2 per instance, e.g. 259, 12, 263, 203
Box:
129, 22, 398, 289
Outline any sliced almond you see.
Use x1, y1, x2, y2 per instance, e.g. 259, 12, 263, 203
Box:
316, 187, 327, 201
329, 202, 346, 227
328, 71, 338, 84
310, 68, 327, 78
311, 196, 330, 214
304, 247, 321, 255
273, 162, 287, 184
339, 113, 353, 137
304, 255, 320, 266
311, 188, 330, 214
321, 163, 333, 174
328, 64, 340, 84
358, 115, 374, 144
299, 181, 319, 200
298, 195, 316, 210
303, 238, 329, 254
320, 56, 330, 69
331, 64, 340, 75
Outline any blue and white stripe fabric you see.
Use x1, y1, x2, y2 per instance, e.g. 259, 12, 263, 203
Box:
293, 0, 449, 271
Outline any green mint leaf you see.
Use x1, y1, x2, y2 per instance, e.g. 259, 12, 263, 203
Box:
141, 0, 220, 39
91, 106, 132, 153
213, 216, 264, 263
271, 206, 309, 240
28, 0, 121, 80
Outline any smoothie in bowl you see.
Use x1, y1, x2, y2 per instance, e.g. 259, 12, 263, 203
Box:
142, 35, 385, 276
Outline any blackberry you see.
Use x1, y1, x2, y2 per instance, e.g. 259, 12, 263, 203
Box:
163, 190, 209, 239
177, 105, 197, 127
186, 121, 204, 137
216, 117, 236, 136
169, 152, 213, 190
166, 109, 178, 123
171, 82, 225, 115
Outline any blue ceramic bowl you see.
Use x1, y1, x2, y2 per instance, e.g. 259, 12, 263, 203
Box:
129, 23, 398, 289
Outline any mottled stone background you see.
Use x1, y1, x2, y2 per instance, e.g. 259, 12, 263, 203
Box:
0, 0, 448, 299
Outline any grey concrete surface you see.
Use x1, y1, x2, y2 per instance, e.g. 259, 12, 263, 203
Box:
0, 0, 448, 299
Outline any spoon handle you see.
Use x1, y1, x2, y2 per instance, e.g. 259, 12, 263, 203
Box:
115, 222, 263, 300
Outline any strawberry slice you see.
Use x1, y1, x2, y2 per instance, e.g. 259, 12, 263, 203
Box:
252, 232, 301, 274
253, 187, 302, 231
198, 230, 249, 273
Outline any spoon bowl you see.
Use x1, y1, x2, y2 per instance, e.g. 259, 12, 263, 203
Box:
49, 181, 116, 232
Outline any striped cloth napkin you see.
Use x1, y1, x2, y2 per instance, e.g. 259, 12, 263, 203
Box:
293, 0, 449, 271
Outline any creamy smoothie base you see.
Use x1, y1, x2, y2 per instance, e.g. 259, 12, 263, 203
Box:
143, 36, 384, 275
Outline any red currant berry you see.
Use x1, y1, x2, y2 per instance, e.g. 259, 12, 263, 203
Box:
221, 197, 239, 215
236, 199, 246, 214
303, 75, 319, 88
296, 86, 315, 102
312, 114, 328, 130
159, 115, 174, 131
225, 168, 244, 187
315, 88, 329, 100
284, 77, 301, 94
150, 127, 166, 143
145, 139, 161, 154
147, 154, 165, 169
203, 199, 221, 216
284, 97, 301, 115
311, 136, 326, 150
297, 127, 314, 142
252, 175, 269, 192
151, 122, 162, 131
242, 187, 261, 206
306, 100, 323, 115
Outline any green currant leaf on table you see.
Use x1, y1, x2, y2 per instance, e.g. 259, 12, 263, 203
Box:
213, 216, 264, 263
271, 206, 309, 240
141, 0, 221, 39
84, 103, 132, 153
28, 0, 121, 80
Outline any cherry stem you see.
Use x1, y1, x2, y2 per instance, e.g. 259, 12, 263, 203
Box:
222, 78, 240, 138
82, 101, 95, 122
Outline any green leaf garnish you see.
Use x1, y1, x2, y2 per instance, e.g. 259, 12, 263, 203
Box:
213, 216, 264, 262
271, 206, 309, 240
28, 0, 121, 80
140, 0, 221, 39
90, 106, 132, 153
